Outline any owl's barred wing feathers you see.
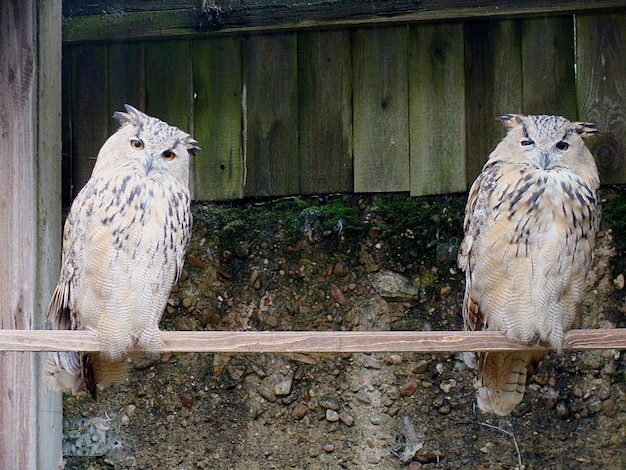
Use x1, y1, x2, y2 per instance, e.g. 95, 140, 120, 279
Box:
459, 114, 600, 415
45, 105, 198, 399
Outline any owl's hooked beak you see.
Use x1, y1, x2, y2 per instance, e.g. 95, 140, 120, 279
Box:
538, 151, 553, 170
140, 154, 157, 175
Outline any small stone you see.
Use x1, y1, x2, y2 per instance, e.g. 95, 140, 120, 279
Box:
319, 396, 341, 411
541, 389, 559, 410
258, 385, 277, 403
555, 401, 570, 419
330, 284, 347, 305
339, 412, 354, 426
274, 375, 293, 396
126, 404, 137, 416
597, 386, 611, 401
120, 414, 130, 426
400, 381, 418, 397
369, 414, 388, 425
180, 395, 193, 409
440, 285, 452, 297
182, 297, 193, 309
291, 403, 309, 420
412, 360, 429, 374
439, 379, 456, 393
133, 356, 155, 370
438, 404, 450, 415
322, 442, 335, 453
234, 242, 250, 258
326, 409, 340, 422
602, 399, 617, 417
333, 262, 349, 277
187, 254, 206, 268
613, 273, 624, 289
389, 354, 403, 365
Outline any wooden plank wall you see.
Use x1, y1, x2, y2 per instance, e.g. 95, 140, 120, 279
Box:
1, 0, 63, 468
62, 11, 626, 203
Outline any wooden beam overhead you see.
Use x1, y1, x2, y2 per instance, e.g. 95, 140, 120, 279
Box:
62, 1, 626, 43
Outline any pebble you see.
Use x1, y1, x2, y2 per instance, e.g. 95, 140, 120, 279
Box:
258, 385, 277, 403
326, 409, 340, 422
369, 414, 388, 425
234, 242, 250, 258
333, 262, 349, 277
319, 396, 340, 411
400, 381, 418, 397
602, 399, 617, 417
330, 284, 347, 305
274, 376, 293, 396
291, 403, 309, 420
412, 360, 429, 374
541, 389, 559, 410
555, 401, 570, 419
180, 395, 193, 409
439, 379, 456, 393
339, 412, 354, 426
322, 442, 335, 453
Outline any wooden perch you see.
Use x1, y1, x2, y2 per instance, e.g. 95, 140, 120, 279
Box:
0, 329, 625, 353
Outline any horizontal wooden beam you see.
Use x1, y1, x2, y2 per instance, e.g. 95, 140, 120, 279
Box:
1, 329, 625, 353
62, 1, 626, 43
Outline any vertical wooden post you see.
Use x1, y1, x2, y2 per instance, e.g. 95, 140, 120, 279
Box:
0, 0, 62, 467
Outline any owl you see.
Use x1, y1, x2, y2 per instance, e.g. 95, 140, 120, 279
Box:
458, 114, 600, 415
45, 105, 199, 399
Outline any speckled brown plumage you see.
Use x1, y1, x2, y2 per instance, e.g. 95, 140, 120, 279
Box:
458, 114, 600, 415
45, 105, 198, 399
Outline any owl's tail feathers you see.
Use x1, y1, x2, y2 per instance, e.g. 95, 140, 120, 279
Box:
44, 351, 86, 396
475, 351, 544, 416
84, 353, 130, 401
44, 351, 129, 401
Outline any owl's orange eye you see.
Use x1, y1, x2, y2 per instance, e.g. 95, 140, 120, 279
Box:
131, 139, 144, 150
556, 141, 569, 151
162, 150, 176, 161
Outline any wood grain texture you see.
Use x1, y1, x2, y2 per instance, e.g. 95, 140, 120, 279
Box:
242, 34, 299, 197
521, 16, 577, 118
62, 1, 626, 43
36, 0, 64, 466
409, 22, 466, 196
464, 19, 523, 186
70, 44, 109, 197
298, 30, 353, 194
353, 26, 410, 193
145, 40, 192, 132
108, 42, 146, 134
192, 37, 244, 201
1, 330, 625, 353
576, 12, 626, 184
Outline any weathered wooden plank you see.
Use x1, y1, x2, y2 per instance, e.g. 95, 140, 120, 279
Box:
2, 329, 626, 353
409, 22, 466, 196
576, 12, 626, 184
62, 1, 626, 43
242, 34, 299, 197
1, 1, 63, 467
192, 37, 244, 201
521, 16, 577, 117
353, 26, 410, 193
145, 40, 192, 132
464, 19, 523, 186
108, 41, 146, 133
70, 44, 109, 196
36, 0, 64, 467
298, 30, 353, 194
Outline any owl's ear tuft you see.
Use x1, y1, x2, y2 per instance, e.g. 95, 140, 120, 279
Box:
113, 104, 148, 127
496, 114, 525, 129
185, 139, 200, 156
570, 122, 598, 139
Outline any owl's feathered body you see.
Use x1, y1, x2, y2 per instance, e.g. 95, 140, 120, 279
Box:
45, 105, 198, 399
458, 114, 600, 415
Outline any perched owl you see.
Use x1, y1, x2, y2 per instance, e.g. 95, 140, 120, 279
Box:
45, 105, 198, 399
458, 114, 600, 415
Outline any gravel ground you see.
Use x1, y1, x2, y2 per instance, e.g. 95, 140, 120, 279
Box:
62, 192, 626, 470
